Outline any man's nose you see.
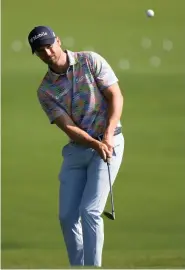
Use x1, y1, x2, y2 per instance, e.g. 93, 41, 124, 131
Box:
44, 48, 52, 56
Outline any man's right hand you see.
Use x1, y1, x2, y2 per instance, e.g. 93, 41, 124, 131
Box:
90, 140, 112, 162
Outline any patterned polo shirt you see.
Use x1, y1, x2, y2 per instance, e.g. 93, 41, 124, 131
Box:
37, 50, 121, 137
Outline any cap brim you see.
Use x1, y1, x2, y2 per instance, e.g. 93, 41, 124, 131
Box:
32, 37, 55, 54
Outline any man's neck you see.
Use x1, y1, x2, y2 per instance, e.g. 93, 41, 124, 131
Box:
49, 50, 69, 74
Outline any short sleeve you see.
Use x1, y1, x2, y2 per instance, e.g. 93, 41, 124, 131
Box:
37, 90, 68, 124
88, 52, 118, 91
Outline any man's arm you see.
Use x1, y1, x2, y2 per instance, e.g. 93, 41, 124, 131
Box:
53, 114, 111, 161
54, 114, 96, 145
102, 82, 123, 137
102, 82, 123, 153
88, 52, 123, 153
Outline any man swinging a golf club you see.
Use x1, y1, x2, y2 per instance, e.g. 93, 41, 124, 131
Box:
28, 25, 125, 267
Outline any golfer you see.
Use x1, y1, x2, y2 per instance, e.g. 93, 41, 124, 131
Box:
28, 25, 125, 267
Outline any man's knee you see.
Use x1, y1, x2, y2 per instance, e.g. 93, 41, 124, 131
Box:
80, 206, 102, 222
59, 209, 78, 227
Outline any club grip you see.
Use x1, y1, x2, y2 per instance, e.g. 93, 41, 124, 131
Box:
107, 157, 111, 164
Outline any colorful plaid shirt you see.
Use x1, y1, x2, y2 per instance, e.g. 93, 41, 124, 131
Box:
37, 50, 120, 137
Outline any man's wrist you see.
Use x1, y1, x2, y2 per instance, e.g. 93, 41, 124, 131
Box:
89, 139, 100, 150
104, 128, 115, 138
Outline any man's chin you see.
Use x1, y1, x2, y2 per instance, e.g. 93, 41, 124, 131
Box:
43, 59, 56, 65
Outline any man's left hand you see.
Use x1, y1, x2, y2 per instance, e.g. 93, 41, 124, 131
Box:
102, 133, 114, 158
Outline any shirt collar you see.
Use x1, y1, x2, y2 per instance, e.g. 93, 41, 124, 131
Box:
48, 50, 78, 81
67, 50, 78, 65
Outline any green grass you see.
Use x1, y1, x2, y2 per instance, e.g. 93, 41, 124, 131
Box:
1, 0, 185, 268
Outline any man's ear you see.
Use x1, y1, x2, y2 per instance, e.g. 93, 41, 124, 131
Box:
56, 37, 61, 46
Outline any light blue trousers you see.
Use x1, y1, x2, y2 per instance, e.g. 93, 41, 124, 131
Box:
58, 133, 124, 267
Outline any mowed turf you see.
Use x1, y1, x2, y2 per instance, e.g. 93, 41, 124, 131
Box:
2, 0, 185, 268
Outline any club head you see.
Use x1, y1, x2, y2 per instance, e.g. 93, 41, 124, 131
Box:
103, 211, 115, 220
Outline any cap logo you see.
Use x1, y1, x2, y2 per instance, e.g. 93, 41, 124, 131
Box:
30, 32, 48, 43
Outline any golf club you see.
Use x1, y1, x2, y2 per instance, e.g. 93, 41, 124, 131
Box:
103, 157, 115, 220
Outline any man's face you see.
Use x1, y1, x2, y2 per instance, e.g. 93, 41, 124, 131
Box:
35, 37, 62, 65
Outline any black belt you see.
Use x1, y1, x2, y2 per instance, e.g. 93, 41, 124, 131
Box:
95, 127, 122, 141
